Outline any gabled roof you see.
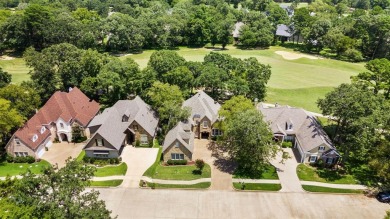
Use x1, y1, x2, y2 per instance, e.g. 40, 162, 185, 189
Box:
276, 24, 294, 37
258, 104, 335, 152
87, 96, 158, 150
12, 87, 99, 151
163, 120, 194, 153
183, 91, 221, 123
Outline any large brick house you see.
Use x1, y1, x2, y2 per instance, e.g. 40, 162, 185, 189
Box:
6, 87, 100, 158
259, 104, 340, 165
83, 96, 159, 158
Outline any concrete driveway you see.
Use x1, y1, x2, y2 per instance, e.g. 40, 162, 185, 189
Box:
120, 146, 158, 188
95, 188, 390, 219
270, 148, 304, 192
193, 139, 234, 191
41, 142, 84, 168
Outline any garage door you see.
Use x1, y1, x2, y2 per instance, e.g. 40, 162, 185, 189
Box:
45, 140, 53, 148
37, 146, 45, 158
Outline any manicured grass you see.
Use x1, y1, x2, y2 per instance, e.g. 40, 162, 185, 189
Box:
233, 164, 279, 180
76, 150, 85, 162
94, 162, 128, 177
90, 180, 123, 187
0, 58, 30, 84
147, 182, 211, 189
297, 164, 357, 184
143, 146, 162, 177
0, 160, 51, 177
302, 185, 363, 194
153, 163, 211, 180
233, 183, 282, 191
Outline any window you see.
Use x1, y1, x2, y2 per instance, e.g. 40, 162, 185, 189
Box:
122, 115, 128, 122
60, 123, 64, 128
140, 134, 148, 144
40, 126, 46, 134
96, 139, 104, 146
14, 152, 28, 157
212, 129, 222, 136
203, 121, 208, 128
309, 155, 317, 163
15, 138, 21, 146
319, 146, 325, 151
171, 153, 184, 160
32, 134, 38, 142
95, 154, 108, 158
175, 141, 179, 148
326, 158, 333, 164
134, 125, 138, 131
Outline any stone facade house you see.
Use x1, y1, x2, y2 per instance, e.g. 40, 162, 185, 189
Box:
6, 87, 100, 158
162, 120, 194, 162
183, 91, 222, 139
83, 96, 158, 158
259, 104, 340, 165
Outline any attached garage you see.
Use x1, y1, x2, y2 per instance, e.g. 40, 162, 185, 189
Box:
36, 145, 46, 158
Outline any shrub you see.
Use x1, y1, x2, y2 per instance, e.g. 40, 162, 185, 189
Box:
148, 141, 153, 148
6, 154, 13, 163
281, 141, 293, 148
195, 159, 205, 171
135, 139, 140, 147
167, 159, 187, 165
26, 156, 35, 164
45, 147, 48, 151
342, 49, 364, 62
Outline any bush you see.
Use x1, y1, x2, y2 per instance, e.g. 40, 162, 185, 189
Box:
72, 136, 87, 143
148, 141, 153, 148
281, 141, 293, 148
342, 49, 364, 62
26, 156, 35, 164
6, 154, 13, 163
167, 159, 187, 165
135, 139, 140, 147
195, 159, 205, 171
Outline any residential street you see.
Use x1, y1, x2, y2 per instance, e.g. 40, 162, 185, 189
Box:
95, 188, 390, 219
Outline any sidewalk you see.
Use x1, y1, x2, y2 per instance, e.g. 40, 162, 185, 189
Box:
232, 179, 280, 184
141, 176, 211, 185
300, 181, 366, 190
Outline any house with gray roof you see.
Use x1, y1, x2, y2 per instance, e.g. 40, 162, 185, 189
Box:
162, 120, 194, 162
258, 104, 340, 165
276, 24, 303, 43
183, 91, 222, 139
83, 96, 158, 158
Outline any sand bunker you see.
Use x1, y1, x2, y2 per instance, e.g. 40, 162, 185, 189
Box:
275, 51, 319, 60
0, 55, 15, 60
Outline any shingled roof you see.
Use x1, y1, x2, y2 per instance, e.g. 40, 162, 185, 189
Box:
87, 96, 158, 150
13, 87, 99, 151
258, 104, 334, 152
163, 120, 194, 153
183, 91, 221, 123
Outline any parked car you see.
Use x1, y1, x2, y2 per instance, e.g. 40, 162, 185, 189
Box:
376, 191, 390, 203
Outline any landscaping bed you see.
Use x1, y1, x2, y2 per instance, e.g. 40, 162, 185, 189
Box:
90, 180, 123, 187
146, 182, 211, 189
151, 163, 211, 180
302, 185, 363, 194
94, 163, 128, 177
297, 164, 357, 184
233, 183, 282, 191
0, 160, 51, 177
233, 164, 279, 180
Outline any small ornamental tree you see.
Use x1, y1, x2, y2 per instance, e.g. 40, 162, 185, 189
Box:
195, 159, 205, 172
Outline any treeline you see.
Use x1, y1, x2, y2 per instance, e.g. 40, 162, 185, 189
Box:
0, 0, 389, 60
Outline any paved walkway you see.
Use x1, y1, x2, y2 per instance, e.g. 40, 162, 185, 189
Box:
232, 179, 280, 184
270, 148, 304, 192
300, 181, 366, 189
41, 142, 84, 168
119, 146, 158, 188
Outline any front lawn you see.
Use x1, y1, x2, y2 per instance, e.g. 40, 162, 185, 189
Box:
297, 164, 357, 184
0, 160, 51, 177
76, 150, 85, 162
94, 163, 128, 177
152, 163, 211, 180
302, 185, 363, 194
143, 145, 162, 177
233, 183, 282, 191
146, 182, 211, 189
90, 180, 123, 187
233, 164, 279, 180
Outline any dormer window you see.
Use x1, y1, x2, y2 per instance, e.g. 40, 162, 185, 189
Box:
175, 141, 179, 148
32, 134, 38, 142
286, 122, 293, 130
15, 138, 21, 146
40, 126, 46, 134
122, 115, 129, 122
319, 146, 325, 151
60, 123, 64, 128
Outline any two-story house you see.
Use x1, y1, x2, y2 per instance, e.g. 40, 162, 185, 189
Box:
6, 87, 100, 158
83, 96, 159, 158
259, 103, 340, 165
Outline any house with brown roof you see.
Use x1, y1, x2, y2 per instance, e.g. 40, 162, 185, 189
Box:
83, 96, 159, 158
259, 103, 340, 165
6, 87, 100, 158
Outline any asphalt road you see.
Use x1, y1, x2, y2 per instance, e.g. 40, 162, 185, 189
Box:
95, 188, 390, 219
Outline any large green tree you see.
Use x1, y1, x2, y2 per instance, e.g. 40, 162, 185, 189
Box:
0, 67, 11, 88
0, 98, 23, 139
221, 109, 277, 177
148, 50, 186, 78
0, 159, 114, 218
